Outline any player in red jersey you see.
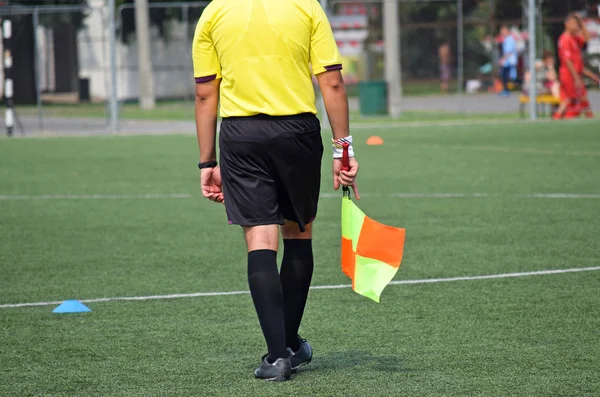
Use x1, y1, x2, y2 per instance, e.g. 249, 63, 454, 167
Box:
553, 13, 594, 119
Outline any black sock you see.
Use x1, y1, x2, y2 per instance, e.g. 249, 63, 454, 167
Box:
280, 239, 314, 352
247, 249, 287, 362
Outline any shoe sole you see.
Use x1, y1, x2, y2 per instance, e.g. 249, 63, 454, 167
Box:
264, 375, 290, 382
290, 356, 312, 374
254, 371, 291, 381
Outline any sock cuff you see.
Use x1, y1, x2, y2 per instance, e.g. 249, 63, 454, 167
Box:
283, 239, 312, 251
248, 249, 278, 275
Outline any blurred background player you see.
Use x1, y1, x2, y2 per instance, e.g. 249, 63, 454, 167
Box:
554, 13, 600, 119
575, 13, 600, 115
572, 13, 600, 117
554, 13, 587, 119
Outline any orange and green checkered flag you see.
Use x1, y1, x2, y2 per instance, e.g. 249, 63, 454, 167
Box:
340, 143, 406, 302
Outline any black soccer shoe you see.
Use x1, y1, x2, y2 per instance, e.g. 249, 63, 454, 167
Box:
254, 355, 292, 381
288, 338, 313, 373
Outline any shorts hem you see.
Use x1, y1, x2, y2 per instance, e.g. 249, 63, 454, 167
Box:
284, 215, 317, 224
228, 219, 285, 227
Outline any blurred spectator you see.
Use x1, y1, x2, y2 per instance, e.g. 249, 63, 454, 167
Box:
438, 41, 451, 94
498, 26, 517, 97
542, 51, 560, 99
523, 51, 561, 99
522, 60, 545, 96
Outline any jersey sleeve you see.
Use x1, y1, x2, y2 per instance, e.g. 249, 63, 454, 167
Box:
192, 7, 221, 83
309, 0, 342, 75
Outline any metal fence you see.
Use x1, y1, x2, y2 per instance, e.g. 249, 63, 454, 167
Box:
115, 2, 207, 103
327, 0, 600, 121
1, 5, 110, 135
1, 0, 599, 136
0, 1, 208, 136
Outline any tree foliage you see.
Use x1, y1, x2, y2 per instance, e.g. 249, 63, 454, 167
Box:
117, 0, 209, 44
9, 0, 208, 41
10, 0, 87, 29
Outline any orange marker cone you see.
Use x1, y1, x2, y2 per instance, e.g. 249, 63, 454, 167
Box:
366, 136, 384, 146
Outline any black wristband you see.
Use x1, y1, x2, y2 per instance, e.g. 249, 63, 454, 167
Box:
198, 160, 218, 169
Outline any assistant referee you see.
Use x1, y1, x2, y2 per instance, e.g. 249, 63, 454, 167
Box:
192, 0, 360, 381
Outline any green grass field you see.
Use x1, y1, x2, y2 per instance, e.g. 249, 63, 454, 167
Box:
1, 121, 599, 396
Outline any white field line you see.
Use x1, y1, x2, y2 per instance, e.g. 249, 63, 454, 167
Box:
2, 192, 600, 201
1, 266, 599, 309
0, 193, 192, 200
319, 193, 600, 199
412, 143, 600, 157
345, 117, 600, 130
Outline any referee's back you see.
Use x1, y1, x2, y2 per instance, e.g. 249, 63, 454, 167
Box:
192, 0, 342, 118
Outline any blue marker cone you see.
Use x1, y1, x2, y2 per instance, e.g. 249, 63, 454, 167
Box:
52, 300, 92, 314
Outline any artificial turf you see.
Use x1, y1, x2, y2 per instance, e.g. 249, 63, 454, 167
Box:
1, 120, 599, 396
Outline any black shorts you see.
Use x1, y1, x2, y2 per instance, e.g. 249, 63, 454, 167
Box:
219, 113, 323, 232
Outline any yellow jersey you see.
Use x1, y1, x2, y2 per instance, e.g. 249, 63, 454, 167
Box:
192, 0, 342, 117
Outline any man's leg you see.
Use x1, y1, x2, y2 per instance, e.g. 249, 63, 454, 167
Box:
244, 225, 288, 364
578, 86, 593, 117
554, 74, 575, 119
580, 97, 593, 117
266, 113, 322, 372
440, 65, 449, 94
554, 99, 571, 118
501, 66, 510, 96
280, 221, 313, 352
219, 117, 292, 380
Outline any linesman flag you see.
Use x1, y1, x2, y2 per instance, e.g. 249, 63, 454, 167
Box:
340, 143, 406, 302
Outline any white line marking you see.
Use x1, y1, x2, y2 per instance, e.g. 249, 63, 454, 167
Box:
2, 266, 599, 309
514, 193, 600, 199
319, 193, 600, 199
2, 192, 600, 201
0, 193, 192, 200
345, 117, 600, 130
413, 143, 600, 157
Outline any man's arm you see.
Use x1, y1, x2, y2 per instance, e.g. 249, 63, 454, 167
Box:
191, 5, 221, 162
191, 9, 224, 203
583, 68, 600, 84
195, 79, 220, 162
316, 70, 359, 198
309, 0, 359, 197
309, 0, 349, 141
195, 79, 224, 203
316, 70, 348, 141
574, 14, 590, 42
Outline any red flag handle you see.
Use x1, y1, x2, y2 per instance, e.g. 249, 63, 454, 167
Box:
341, 142, 351, 196
341, 142, 350, 172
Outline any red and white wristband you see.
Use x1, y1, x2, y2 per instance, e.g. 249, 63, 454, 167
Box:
332, 136, 355, 159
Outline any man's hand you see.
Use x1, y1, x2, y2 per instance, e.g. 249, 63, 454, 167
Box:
333, 157, 360, 199
200, 166, 224, 203
575, 76, 585, 90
